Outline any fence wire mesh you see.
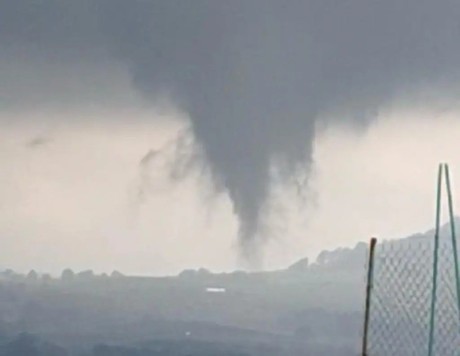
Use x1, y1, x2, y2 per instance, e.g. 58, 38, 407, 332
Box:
368, 234, 460, 355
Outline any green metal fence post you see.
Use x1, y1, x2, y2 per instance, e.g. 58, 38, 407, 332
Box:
443, 163, 460, 327
428, 163, 443, 356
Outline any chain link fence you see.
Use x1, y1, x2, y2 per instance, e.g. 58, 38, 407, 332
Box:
368, 237, 460, 355
366, 164, 460, 355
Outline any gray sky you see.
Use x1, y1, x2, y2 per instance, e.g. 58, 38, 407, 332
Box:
1, 1, 460, 274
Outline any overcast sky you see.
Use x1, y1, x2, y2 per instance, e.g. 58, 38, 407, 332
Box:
1, 1, 460, 275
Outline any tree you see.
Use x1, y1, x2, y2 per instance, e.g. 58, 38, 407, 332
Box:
41, 274, 53, 285
61, 269, 75, 282
287, 257, 309, 272
27, 270, 38, 282
77, 270, 94, 280
3, 333, 40, 356
110, 270, 124, 279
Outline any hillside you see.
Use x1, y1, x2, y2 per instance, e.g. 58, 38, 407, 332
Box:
0, 222, 452, 355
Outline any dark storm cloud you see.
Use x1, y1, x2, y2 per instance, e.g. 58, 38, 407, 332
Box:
136, 128, 204, 205
2, 0, 460, 259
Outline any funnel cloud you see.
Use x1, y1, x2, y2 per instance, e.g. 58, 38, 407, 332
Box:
2, 1, 460, 261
